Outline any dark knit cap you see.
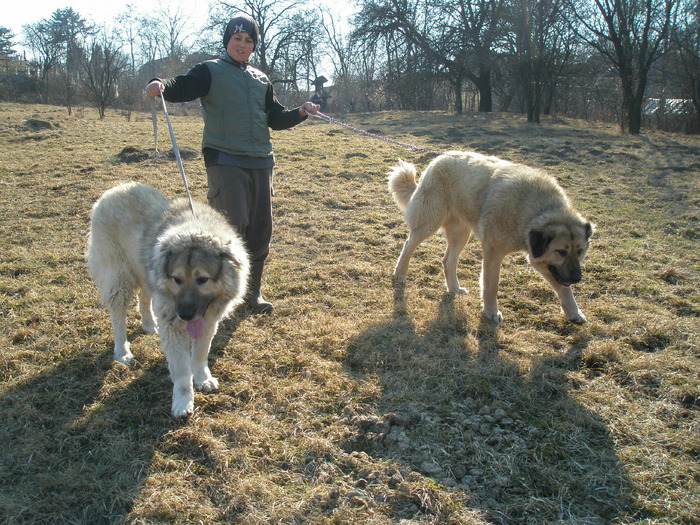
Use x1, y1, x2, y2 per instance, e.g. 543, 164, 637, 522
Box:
223, 15, 260, 49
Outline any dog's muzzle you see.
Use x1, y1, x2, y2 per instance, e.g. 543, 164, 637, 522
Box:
548, 264, 581, 287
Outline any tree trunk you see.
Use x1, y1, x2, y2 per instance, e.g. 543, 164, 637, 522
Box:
628, 101, 642, 134
474, 70, 493, 112
533, 79, 542, 123
622, 72, 646, 135
454, 78, 463, 114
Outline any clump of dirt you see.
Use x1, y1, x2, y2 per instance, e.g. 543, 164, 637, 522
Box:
24, 119, 57, 130
114, 146, 153, 163
166, 146, 199, 160
114, 146, 199, 163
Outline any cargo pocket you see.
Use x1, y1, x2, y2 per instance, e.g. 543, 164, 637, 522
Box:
206, 184, 220, 204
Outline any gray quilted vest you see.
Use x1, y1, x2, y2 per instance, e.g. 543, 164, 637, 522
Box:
201, 55, 272, 158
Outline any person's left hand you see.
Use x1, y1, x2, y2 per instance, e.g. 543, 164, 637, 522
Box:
300, 101, 320, 116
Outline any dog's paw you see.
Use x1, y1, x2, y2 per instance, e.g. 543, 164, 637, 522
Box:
141, 322, 158, 335
171, 383, 195, 418
567, 311, 587, 324
171, 396, 194, 418
198, 377, 219, 393
392, 275, 407, 286
114, 345, 133, 366
449, 287, 469, 295
483, 310, 503, 324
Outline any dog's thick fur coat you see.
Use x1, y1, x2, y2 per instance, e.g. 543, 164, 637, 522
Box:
87, 182, 250, 416
388, 151, 594, 323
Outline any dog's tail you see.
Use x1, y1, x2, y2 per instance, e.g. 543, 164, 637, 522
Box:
387, 159, 418, 212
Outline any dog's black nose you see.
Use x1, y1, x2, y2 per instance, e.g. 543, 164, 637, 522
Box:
177, 305, 196, 321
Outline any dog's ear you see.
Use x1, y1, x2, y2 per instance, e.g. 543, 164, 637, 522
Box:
220, 250, 244, 268
219, 241, 246, 269
584, 222, 595, 241
216, 238, 243, 268
528, 230, 553, 258
160, 247, 174, 277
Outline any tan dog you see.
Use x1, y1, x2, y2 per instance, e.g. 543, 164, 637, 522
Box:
388, 151, 594, 323
87, 182, 249, 416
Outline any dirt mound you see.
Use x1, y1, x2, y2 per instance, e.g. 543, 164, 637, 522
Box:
24, 118, 57, 130
166, 146, 199, 160
114, 146, 200, 163
114, 146, 153, 163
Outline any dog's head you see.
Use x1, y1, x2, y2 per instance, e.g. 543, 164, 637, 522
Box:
158, 232, 248, 337
527, 221, 594, 286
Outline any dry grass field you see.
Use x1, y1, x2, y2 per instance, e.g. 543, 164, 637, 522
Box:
0, 102, 698, 524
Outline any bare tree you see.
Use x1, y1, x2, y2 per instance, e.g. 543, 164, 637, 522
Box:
321, 8, 351, 83
509, 0, 573, 122
54, 8, 94, 115
353, 0, 505, 113
81, 28, 129, 119
116, 6, 141, 75
274, 8, 326, 95
23, 9, 93, 111
352, 1, 432, 110
23, 17, 65, 103
137, 16, 162, 79
570, 0, 678, 134
320, 7, 354, 110
153, 4, 192, 61
115, 7, 143, 120
671, 0, 700, 130
443, 0, 505, 112
353, 0, 445, 110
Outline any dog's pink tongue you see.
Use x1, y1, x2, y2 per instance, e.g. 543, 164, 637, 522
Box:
185, 318, 205, 339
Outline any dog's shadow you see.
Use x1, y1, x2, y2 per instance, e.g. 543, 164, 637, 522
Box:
0, 301, 259, 524
0, 346, 180, 522
343, 285, 635, 522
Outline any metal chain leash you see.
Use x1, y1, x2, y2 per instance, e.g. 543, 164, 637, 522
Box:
307, 110, 444, 157
151, 92, 196, 213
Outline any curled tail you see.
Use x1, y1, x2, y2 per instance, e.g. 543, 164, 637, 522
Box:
387, 159, 418, 212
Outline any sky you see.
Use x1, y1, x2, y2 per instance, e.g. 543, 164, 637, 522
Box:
5, 0, 213, 38
5, 0, 356, 83
4, 0, 356, 39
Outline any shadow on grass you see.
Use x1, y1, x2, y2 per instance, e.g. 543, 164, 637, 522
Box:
343, 286, 637, 523
0, 347, 179, 524
0, 301, 259, 524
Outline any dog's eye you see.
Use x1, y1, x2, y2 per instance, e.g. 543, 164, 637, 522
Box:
173, 277, 183, 286
196, 277, 209, 285
556, 250, 568, 257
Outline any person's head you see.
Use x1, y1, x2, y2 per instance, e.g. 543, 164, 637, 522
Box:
223, 15, 259, 62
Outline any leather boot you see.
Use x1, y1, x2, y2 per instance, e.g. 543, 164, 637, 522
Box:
245, 260, 273, 314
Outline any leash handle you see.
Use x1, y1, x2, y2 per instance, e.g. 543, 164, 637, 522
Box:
158, 90, 195, 214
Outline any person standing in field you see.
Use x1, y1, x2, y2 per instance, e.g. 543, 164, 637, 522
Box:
145, 14, 320, 314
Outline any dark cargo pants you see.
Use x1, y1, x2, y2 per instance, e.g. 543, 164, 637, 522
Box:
205, 164, 273, 296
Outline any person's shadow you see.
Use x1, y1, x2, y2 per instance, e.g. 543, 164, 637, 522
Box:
343, 284, 635, 522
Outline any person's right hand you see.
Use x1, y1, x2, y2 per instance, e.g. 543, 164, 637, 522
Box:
145, 80, 164, 97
